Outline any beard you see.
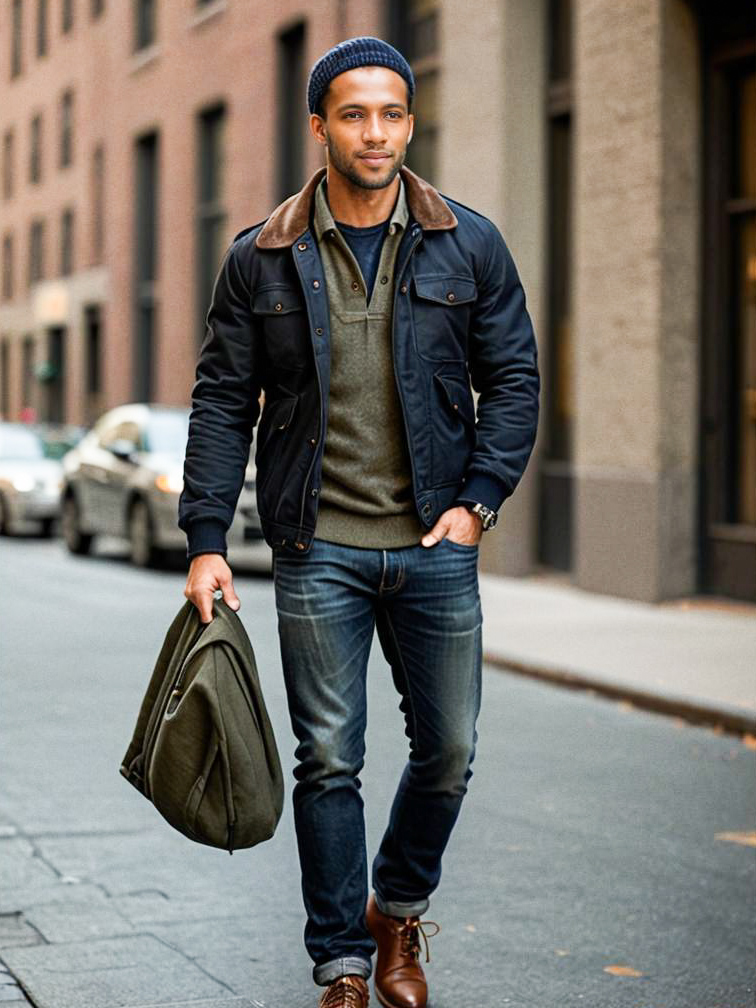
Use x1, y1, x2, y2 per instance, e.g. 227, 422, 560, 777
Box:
324, 132, 408, 191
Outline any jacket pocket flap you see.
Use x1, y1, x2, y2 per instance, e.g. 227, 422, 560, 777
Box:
252, 286, 305, 315
413, 274, 477, 306
261, 390, 299, 434
434, 371, 476, 428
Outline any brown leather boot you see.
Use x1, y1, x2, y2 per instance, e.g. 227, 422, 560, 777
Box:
318, 974, 370, 1008
365, 894, 440, 1008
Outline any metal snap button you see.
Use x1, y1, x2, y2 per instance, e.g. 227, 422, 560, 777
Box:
298, 242, 308, 251
447, 291, 456, 302
309, 437, 317, 446
351, 280, 360, 291
274, 302, 283, 311
310, 488, 318, 496
313, 279, 320, 289
380, 275, 388, 284
315, 327, 323, 335
400, 283, 407, 294
453, 403, 459, 410
295, 542, 306, 551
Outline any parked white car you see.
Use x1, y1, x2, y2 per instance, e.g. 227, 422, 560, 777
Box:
60, 402, 263, 567
0, 423, 64, 537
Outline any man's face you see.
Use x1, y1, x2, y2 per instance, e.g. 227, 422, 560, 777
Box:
311, 65, 414, 191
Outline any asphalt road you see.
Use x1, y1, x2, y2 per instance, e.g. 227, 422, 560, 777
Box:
1, 534, 754, 1008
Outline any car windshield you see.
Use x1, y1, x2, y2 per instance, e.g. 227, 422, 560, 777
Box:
145, 412, 190, 454
0, 427, 45, 460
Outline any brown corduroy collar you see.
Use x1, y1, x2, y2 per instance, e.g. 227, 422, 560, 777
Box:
254, 164, 458, 249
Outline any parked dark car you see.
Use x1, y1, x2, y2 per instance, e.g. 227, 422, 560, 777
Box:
60, 403, 262, 567
0, 422, 64, 537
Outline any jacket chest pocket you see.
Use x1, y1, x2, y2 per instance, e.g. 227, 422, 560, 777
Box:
252, 284, 310, 371
411, 273, 477, 362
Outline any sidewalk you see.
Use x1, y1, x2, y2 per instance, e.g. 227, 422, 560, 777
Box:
479, 573, 756, 735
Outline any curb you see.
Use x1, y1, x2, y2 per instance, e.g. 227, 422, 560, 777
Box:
483, 651, 756, 737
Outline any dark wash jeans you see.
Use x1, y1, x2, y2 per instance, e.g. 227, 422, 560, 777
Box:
272, 536, 483, 986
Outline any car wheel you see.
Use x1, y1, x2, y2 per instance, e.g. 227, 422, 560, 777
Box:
39, 517, 55, 538
129, 497, 161, 568
62, 494, 94, 555
0, 494, 11, 536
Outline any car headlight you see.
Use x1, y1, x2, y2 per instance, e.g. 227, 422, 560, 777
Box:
155, 471, 184, 494
11, 475, 36, 492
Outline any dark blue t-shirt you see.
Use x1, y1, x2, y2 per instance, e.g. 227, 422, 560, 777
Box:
335, 216, 392, 303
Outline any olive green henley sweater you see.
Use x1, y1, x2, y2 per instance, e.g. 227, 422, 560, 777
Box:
312, 173, 425, 548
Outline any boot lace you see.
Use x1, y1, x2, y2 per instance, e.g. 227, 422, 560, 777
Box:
398, 917, 441, 963
320, 976, 367, 1008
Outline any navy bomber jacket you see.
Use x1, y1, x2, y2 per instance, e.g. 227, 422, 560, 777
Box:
178, 164, 540, 558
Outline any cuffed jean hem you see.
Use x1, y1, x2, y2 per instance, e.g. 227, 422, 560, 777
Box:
374, 890, 430, 918
313, 956, 373, 986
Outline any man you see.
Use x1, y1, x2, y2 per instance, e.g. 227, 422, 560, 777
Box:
179, 36, 540, 1008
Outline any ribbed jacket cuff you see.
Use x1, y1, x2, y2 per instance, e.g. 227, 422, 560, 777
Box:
186, 518, 228, 559
454, 471, 509, 513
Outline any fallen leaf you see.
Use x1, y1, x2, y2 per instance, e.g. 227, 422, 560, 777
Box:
742, 734, 756, 750
603, 964, 644, 977
715, 831, 756, 847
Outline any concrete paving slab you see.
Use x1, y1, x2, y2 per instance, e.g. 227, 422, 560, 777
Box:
480, 574, 756, 732
0, 934, 231, 1008
0, 838, 57, 894
0, 915, 42, 950
23, 901, 136, 944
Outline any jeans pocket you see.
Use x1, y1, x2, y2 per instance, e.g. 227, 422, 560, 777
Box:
441, 536, 479, 552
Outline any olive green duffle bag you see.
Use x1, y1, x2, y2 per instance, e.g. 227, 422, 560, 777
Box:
120, 594, 284, 853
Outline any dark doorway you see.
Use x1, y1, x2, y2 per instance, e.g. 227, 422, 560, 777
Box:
45, 326, 66, 422
700, 2, 756, 601
538, 0, 574, 572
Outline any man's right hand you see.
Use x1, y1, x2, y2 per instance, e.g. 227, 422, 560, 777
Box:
184, 553, 241, 624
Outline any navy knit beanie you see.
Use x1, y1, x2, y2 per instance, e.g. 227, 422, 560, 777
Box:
307, 36, 415, 116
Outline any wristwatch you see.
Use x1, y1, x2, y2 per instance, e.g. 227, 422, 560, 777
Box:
463, 502, 498, 531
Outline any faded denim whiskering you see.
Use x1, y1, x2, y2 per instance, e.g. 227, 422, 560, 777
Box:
273, 536, 483, 986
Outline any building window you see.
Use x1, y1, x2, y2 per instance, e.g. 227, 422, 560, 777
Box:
11, 0, 23, 79
91, 143, 105, 264
28, 219, 45, 286
37, 0, 48, 56
62, 0, 74, 33
10, 0, 23, 78
134, 0, 155, 51
2, 233, 13, 301
0, 339, 9, 419
133, 131, 159, 400
91, 0, 105, 18
388, 0, 436, 183
276, 21, 306, 202
84, 304, 102, 403
21, 335, 35, 416
60, 88, 74, 167
60, 206, 74, 276
30, 113, 43, 183
196, 104, 226, 347
2, 130, 13, 199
